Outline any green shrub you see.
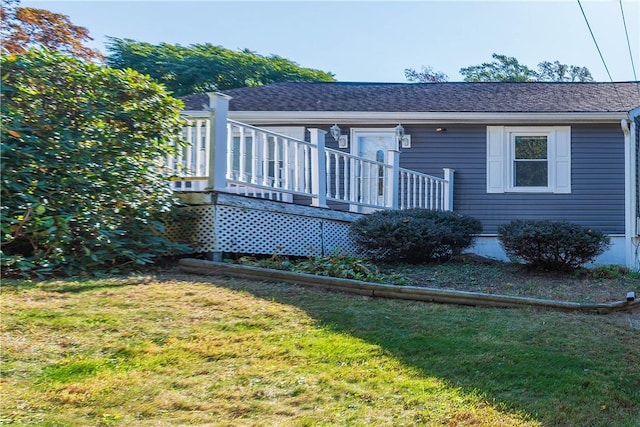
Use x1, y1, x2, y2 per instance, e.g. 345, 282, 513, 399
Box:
293, 254, 381, 281
233, 253, 409, 284
350, 209, 482, 263
1, 49, 190, 277
497, 220, 610, 271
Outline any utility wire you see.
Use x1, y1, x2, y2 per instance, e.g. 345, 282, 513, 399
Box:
577, 0, 615, 82
576, 0, 626, 109
619, 0, 638, 81
618, 0, 640, 101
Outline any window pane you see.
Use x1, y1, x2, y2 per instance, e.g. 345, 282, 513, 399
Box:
515, 136, 547, 159
515, 161, 548, 187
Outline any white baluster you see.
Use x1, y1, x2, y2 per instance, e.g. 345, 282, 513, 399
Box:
335, 155, 340, 201
399, 171, 404, 209
238, 128, 247, 182
200, 120, 208, 177
282, 137, 290, 191
273, 136, 281, 189
261, 132, 269, 188
293, 143, 301, 192
345, 157, 350, 203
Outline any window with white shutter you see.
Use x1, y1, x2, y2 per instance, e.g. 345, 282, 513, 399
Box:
486, 126, 571, 194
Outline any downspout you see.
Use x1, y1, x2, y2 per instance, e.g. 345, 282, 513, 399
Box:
623, 107, 640, 270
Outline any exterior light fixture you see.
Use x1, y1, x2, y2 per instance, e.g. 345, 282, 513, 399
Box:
436, 127, 447, 132
330, 124, 348, 148
395, 124, 405, 143
395, 124, 411, 149
330, 124, 341, 142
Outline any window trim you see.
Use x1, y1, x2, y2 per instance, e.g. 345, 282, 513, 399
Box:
487, 126, 571, 194
507, 130, 551, 192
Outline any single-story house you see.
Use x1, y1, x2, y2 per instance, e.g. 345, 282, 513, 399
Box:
180, 81, 640, 268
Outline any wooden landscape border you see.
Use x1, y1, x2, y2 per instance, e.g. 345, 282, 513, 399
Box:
178, 258, 639, 314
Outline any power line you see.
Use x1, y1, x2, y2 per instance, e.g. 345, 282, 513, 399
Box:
618, 0, 640, 103
619, 0, 638, 82
577, 0, 615, 83
576, 0, 627, 109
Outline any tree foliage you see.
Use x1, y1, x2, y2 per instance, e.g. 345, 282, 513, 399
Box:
459, 53, 539, 82
536, 60, 593, 82
407, 53, 594, 83
106, 38, 336, 96
404, 66, 448, 83
0, 0, 102, 60
1, 49, 189, 277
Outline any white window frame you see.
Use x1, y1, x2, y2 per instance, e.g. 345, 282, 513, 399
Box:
487, 126, 571, 194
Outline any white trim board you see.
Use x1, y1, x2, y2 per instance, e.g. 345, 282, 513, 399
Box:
228, 111, 629, 125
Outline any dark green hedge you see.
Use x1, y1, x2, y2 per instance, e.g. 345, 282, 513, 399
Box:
350, 209, 482, 263
498, 219, 610, 270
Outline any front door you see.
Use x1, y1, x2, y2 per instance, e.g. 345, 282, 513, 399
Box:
350, 129, 397, 213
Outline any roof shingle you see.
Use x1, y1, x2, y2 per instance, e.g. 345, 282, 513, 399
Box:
181, 81, 640, 113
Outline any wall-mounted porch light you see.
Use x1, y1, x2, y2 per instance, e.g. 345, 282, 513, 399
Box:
330, 124, 349, 148
396, 124, 411, 149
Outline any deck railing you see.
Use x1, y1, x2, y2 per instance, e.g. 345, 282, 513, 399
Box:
171, 93, 453, 211
399, 168, 449, 211
168, 118, 210, 191
325, 147, 393, 208
225, 119, 316, 202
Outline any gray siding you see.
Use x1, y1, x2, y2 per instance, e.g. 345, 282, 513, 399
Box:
282, 123, 625, 234
396, 123, 625, 235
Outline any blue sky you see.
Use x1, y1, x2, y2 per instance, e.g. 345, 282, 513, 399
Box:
24, 0, 640, 82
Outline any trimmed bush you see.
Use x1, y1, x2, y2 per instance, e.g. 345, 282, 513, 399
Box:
497, 219, 610, 271
350, 209, 482, 263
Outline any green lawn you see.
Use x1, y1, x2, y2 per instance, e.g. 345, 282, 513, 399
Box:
1, 273, 639, 426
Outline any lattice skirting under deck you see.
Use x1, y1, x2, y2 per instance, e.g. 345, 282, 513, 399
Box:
166, 193, 360, 257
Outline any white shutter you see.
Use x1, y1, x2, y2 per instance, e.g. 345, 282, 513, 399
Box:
486, 126, 505, 193
553, 126, 571, 194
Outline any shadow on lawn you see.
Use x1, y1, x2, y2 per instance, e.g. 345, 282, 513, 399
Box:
201, 274, 640, 427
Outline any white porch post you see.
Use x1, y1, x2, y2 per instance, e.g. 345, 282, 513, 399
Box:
386, 150, 400, 209
443, 168, 455, 211
309, 128, 328, 208
206, 92, 231, 191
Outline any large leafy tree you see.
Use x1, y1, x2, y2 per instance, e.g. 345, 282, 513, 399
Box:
106, 38, 336, 96
1, 49, 188, 277
0, 0, 102, 60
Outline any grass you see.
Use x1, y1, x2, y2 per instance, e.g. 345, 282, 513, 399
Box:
1, 272, 639, 426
